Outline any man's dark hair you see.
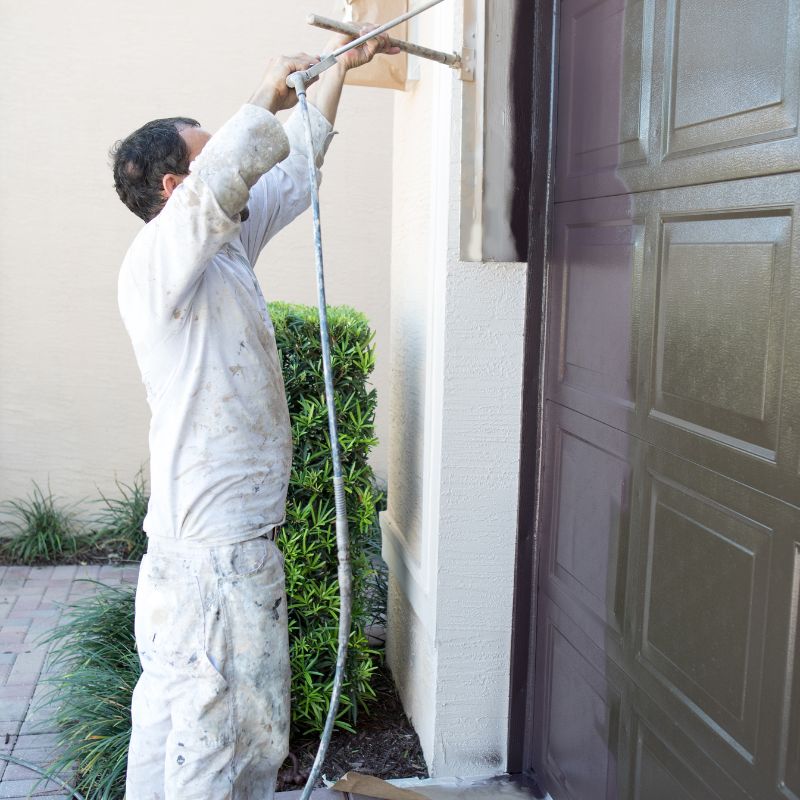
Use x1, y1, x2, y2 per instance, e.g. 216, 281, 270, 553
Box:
111, 117, 200, 222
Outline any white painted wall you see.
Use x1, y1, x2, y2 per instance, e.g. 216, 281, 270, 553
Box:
383, 0, 528, 777
0, 0, 393, 507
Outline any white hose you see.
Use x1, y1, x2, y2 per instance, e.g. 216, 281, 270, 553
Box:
291, 76, 353, 800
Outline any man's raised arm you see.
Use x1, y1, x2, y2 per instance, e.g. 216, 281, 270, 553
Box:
118, 54, 323, 327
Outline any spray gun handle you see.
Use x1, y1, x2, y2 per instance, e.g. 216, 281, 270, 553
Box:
286, 54, 339, 91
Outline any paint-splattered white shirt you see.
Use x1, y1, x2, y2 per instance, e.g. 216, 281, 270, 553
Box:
119, 103, 333, 545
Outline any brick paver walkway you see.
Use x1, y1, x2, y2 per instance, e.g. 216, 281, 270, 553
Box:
0, 564, 138, 799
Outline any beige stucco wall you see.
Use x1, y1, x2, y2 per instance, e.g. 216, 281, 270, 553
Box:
0, 0, 392, 508
383, 0, 528, 777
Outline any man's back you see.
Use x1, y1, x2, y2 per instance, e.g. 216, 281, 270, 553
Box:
118, 104, 332, 545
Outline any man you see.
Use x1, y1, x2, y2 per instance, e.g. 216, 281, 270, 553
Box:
112, 29, 398, 800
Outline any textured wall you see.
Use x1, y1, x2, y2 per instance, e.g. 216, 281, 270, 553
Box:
431, 259, 527, 774
0, 0, 393, 507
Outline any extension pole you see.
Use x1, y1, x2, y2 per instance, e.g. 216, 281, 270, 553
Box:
307, 14, 461, 68
287, 0, 447, 86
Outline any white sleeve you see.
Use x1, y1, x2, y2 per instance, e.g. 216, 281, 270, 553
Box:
121, 104, 291, 331
192, 104, 290, 220
239, 102, 335, 265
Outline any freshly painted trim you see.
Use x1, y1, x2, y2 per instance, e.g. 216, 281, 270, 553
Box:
507, 0, 558, 784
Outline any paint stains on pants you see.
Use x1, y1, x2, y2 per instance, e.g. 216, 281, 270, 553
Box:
126, 535, 290, 800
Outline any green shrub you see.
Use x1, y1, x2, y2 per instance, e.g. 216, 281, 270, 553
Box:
271, 301, 383, 734
0, 483, 79, 564
43, 303, 385, 797
89, 472, 148, 561
40, 584, 138, 800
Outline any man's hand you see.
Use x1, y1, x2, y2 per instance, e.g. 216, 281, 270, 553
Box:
248, 27, 400, 126
301, 23, 401, 126
327, 24, 402, 71
249, 54, 322, 114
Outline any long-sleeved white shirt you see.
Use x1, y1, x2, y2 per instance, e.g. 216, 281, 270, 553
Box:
119, 103, 333, 545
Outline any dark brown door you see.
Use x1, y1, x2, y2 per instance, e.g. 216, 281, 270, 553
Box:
526, 1, 800, 798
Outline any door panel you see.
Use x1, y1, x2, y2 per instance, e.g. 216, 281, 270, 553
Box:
555, 0, 651, 202
625, 696, 752, 800
539, 403, 635, 653
660, 0, 798, 162
534, 418, 800, 797
650, 213, 789, 454
555, 0, 800, 203
631, 720, 723, 800
641, 175, 800, 507
633, 451, 776, 770
535, 600, 624, 800
547, 196, 643, 433
628, 446, 798, 798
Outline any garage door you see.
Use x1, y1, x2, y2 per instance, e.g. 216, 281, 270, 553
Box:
528, 1, 800, 798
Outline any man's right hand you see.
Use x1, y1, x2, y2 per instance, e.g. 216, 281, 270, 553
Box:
249, 54, 322, 114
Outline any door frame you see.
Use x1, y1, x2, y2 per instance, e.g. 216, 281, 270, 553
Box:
507, 0, 559, 782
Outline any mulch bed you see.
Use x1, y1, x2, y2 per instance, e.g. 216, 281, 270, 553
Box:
0, 541, 143, 566
279, 662, 428, 791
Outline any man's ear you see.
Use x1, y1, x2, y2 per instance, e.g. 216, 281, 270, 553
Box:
161, 173, 182, 199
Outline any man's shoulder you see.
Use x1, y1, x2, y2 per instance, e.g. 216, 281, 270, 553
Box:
121, 216, 158, 266
117, 217, 164, 309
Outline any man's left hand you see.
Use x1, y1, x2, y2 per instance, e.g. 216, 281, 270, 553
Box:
328, 24, 402, 71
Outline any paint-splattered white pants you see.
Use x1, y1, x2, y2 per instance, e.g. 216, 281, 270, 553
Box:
126, 535, 290, 800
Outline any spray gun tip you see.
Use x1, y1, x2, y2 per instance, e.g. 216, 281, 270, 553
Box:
286, 54, 339, 90
286, 72, 299, 90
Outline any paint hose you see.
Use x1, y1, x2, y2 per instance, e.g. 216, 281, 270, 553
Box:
291, 76, 353, 800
